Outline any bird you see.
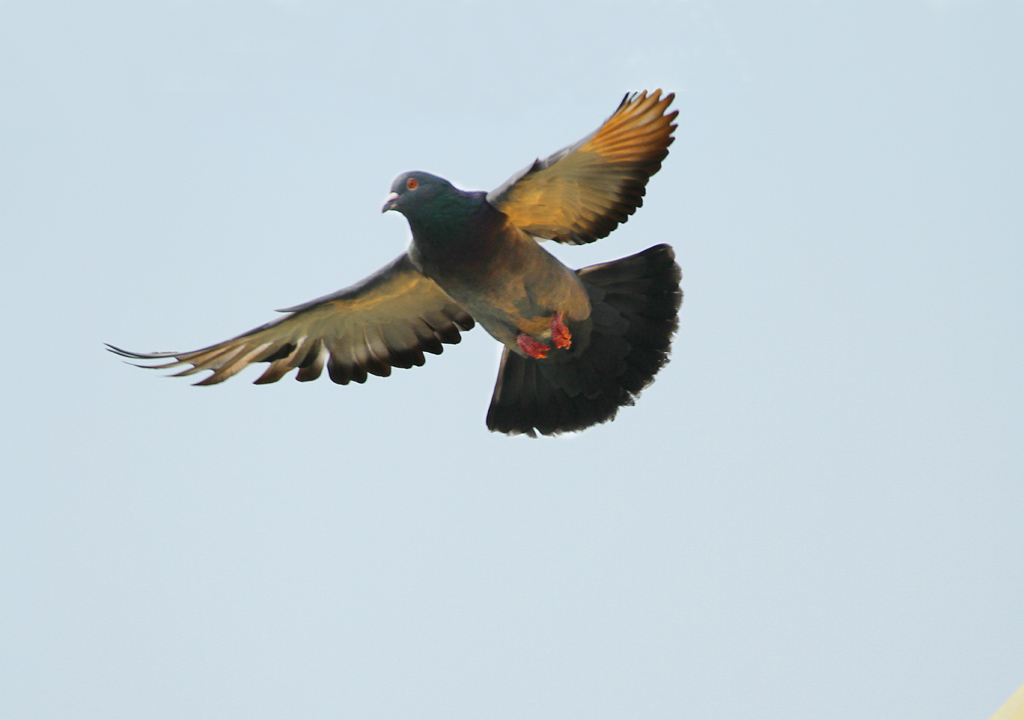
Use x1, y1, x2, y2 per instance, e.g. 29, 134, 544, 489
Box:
109, 90, 683, 437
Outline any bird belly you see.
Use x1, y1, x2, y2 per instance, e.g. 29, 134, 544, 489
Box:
409, 220, 592, 356
434, 251, 592, 356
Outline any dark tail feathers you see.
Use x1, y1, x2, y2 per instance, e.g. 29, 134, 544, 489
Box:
486, 244, 682, 436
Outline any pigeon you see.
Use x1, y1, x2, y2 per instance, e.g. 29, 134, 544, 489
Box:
109, 90, 682, 436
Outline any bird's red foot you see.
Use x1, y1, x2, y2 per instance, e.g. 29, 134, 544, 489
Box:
551, 312, 572, 350
517, 333, 549, 359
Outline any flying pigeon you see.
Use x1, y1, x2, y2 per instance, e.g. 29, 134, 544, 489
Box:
109, 90, 683, 436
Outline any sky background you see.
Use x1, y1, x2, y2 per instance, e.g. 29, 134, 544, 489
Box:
2, 1, 1023, 718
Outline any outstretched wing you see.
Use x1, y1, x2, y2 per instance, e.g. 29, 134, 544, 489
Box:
487, 90, 677, 246
108, 253, 474, 386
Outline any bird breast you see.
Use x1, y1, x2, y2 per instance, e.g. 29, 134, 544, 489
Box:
415, 222, 592, 351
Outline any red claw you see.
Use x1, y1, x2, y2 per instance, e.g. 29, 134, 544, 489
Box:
517, 333, 549, 359
551, 312, 572, 350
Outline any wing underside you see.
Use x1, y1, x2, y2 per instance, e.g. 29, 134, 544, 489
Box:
109, 253, 475, 386
487, 90, 677, 245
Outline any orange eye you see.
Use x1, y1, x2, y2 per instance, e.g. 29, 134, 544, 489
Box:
406, 177, 418, 190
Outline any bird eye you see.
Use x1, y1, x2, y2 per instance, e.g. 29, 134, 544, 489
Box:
406, 177, 419, 191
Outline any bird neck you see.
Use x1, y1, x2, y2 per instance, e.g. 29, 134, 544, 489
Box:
408, 191, 503, 263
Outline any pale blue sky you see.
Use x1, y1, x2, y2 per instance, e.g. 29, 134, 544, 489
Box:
2, 1, 1023, 718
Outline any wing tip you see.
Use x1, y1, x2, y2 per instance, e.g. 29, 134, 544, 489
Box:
105, 342, 176, 361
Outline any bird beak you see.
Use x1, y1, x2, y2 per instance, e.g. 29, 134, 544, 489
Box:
381, 192, 400, 213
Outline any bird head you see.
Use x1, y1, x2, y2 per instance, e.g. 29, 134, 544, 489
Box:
381, 171, 454, 216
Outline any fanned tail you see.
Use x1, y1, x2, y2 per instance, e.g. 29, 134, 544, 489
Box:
486, 244, 682, 436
